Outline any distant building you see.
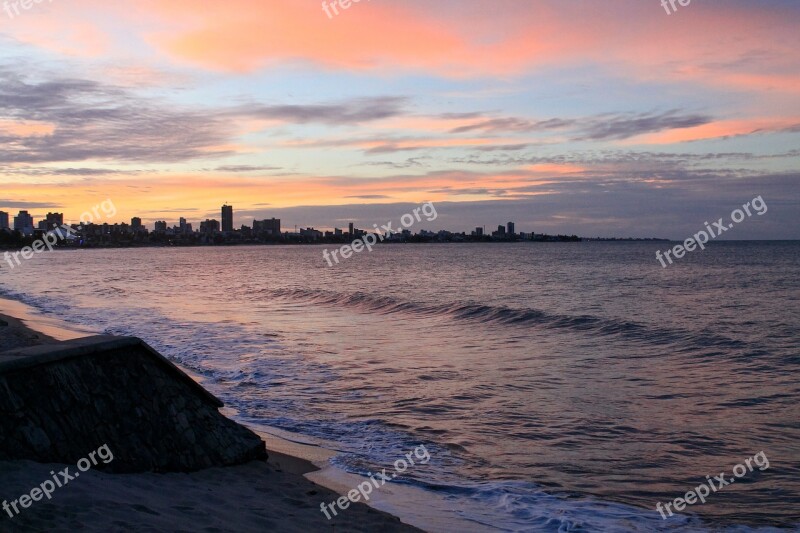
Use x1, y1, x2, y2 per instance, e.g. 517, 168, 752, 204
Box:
266, 218, 280, 234
200, 219, 220, 234
474, 227, 483, 237
348, 222, 354, 236
0, 211, 8, 230
131, 217, 142, 231
491, 225, 508, 239
221, 205, 233, 232
507, 222, 515, 236
300, 227, 323, 240
154, 221, 168, 233
81, 223, 101, 237
253, 218, 281, 235
13, 211, 35, 236
175, 217, 192, 235
43, 212, 64, 231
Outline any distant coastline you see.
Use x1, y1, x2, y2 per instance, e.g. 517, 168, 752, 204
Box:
1, 203, 673, 252
0, 233, 673, 251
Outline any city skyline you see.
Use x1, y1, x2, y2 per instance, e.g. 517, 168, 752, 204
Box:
0, 203, 536, 241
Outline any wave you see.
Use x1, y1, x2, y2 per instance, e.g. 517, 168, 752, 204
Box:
265, 288, 746, 351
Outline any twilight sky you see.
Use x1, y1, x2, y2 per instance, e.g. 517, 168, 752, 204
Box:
0, 0, 798, 238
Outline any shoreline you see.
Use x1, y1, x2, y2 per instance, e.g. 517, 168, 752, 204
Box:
0, 298, 425, 532
0, 296, 97, 344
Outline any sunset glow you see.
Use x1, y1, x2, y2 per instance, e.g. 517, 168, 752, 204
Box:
1, 0, 798, 237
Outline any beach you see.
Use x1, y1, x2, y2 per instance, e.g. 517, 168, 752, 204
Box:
0, 458, 418, 532
0, 304, 423, 533
0, 311, 58, 352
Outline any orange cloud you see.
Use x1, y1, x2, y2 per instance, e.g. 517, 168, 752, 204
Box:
147, 0, 465, 74
628, 118, 800, 144
523, 163, 586, 175
4, 0, 798, 94
141, 0, 800, 94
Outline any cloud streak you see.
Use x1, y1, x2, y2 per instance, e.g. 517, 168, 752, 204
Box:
236, 97, 408, 125
0, 66, 410, 165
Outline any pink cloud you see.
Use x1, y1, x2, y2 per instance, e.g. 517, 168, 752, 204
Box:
4, 0, 796, 94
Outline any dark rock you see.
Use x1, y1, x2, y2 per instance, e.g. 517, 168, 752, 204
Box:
0, 336, 267, 472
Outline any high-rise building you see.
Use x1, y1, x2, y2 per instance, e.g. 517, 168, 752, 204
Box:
348, 222, 354, 236
43, 212, 64, 231
507, 222, 515, 236
154, 220, 168, 233
131, 217, 142, 230
221, 205, 233, 232
178, 217, 192, 234
252, 218, 280, 235
497, 224, 506, 235
474, 227, 483, 237
200, 219, 220, 234
0, 211, 10, 230
13, 211, 35, 236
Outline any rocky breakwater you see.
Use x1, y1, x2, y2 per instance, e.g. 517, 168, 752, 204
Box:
0, 335, 267, 473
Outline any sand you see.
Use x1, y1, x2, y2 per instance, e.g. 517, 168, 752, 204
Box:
0, 457, 420, 532
0, 312, 58, 352
0, 308, 423, 533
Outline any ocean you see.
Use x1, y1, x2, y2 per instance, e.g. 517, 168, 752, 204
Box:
1, 242, 798, 532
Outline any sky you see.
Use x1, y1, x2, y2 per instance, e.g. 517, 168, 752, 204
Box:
0, 0, 798, 238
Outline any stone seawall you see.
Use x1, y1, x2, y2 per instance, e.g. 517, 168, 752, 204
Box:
0, 336, 267, 473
